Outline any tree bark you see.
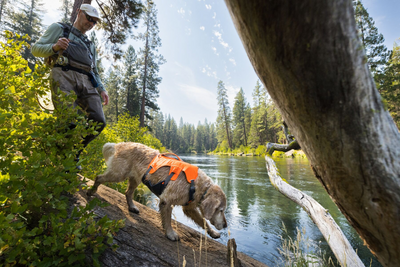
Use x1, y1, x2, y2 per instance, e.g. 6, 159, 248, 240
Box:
224, 1, 400, 266
76, 176, 265, 267
266, 156, 364, 266
70, 0, 86, 24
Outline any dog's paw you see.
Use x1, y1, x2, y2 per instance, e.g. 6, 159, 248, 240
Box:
128, 206, 140, 214
166, 230, 179, 241
209, 230, 221, 239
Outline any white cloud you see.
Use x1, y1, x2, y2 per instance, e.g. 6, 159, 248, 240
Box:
229, 58, 236, 66
178, 8, 185, 14
213, 31, 231, 52
200, 26, 205, 31
213, 12, 216, 19
185, 27, 192, 35
202, 65, 218, 79
178, 84, 217, 112
211, 46, 219, 56
205, 4, 212, 9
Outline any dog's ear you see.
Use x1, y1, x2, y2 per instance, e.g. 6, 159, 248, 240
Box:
201, 193, 221, 220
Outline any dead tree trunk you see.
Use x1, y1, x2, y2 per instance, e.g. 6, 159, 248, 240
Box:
266, 122, 300, 155
266, 156, 364, 266
224, 1, 400, 266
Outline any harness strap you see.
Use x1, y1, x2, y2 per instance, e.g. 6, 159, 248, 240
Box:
54, 64, 98, 87
54, 64, 91, 76
141, 166, 153, 182
183, 180, 196, 206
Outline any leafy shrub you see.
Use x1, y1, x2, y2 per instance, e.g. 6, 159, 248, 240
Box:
255, 145, 266, 156
0, 32, 123, 266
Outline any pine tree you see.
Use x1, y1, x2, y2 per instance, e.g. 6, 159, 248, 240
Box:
194, 121, 204, 152
122, 45, 140, 117
377, 40, 400, 129
0, 0, 9, 25
5, 0, 44, 66
70, 0, 143, 59
103, 66, 123, 124
89, 31, 104, 79
266, 99, 284, 143
216, 80, 233, 150
353, 0, 389, 77
148, 110, 164, 142
249, 81, 264, 147
59, 0, 73, 24
136, 0, 165, 127
232, 88, 249, 147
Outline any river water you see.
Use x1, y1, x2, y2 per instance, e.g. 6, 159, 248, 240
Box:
146, 154, 381, 266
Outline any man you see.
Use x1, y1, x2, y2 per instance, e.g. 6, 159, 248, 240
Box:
32, 4, 108, 170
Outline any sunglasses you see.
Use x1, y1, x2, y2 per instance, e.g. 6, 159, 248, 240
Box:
82, 11, 97, 25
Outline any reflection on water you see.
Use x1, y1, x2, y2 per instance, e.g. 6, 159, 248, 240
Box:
146, 154, 381, 266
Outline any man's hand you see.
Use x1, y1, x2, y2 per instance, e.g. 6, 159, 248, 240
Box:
52, 38, 70, 52
101, 91, 109, 105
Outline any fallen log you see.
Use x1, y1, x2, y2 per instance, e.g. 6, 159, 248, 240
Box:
265, 156, 364, 267
75, 175, 266, 267
266, 122, 300, 155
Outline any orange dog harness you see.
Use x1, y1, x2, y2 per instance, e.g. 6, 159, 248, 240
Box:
141, 153, 199, 204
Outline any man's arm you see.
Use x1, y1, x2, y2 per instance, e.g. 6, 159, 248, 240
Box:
31, 23, 63, 58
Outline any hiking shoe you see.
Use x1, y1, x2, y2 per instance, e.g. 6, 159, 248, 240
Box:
75, 157, 82, 172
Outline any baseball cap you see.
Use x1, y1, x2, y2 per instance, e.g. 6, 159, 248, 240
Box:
80, 4, 101, 20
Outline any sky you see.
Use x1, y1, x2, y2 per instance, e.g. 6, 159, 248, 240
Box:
40, 0, 400, 125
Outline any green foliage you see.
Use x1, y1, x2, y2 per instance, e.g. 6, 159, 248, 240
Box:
0, 33, 123, 266
216, 80, 233, 149
232, 88, 250, 147
136, 0, 165, 127
122, 45, 141, 118
99, 0, 143, 60
3, 0, 44, 66
353, 0, 389, 77
377, 40, 400, 129
80, 113, 164, 200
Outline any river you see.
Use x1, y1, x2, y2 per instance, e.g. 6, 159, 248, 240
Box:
146, 154, 381, 266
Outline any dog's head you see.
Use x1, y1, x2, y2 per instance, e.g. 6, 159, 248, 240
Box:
199, 184, 228, 230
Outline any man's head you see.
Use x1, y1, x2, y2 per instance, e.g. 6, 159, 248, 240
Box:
74, 4, 101, 34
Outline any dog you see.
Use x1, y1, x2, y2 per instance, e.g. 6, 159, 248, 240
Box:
87, 142, 228, 241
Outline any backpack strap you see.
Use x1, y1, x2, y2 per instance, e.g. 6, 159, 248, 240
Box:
57, 22, 93, 56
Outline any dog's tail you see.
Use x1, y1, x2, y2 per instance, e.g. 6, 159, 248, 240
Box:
102, 143, 116, 164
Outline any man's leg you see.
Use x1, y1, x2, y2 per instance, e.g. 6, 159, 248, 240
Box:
74, 82, 106, 169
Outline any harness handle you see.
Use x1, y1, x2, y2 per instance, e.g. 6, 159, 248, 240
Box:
160, 153, 182, 161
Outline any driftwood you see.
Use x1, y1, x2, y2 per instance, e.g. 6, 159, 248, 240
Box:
267, 122, 300, 155
265, 156, 364, 267
227, 238, 241, 267
75, 175, 266, 267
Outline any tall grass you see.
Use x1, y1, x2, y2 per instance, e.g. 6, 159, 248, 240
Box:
277, 222, 337, 267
